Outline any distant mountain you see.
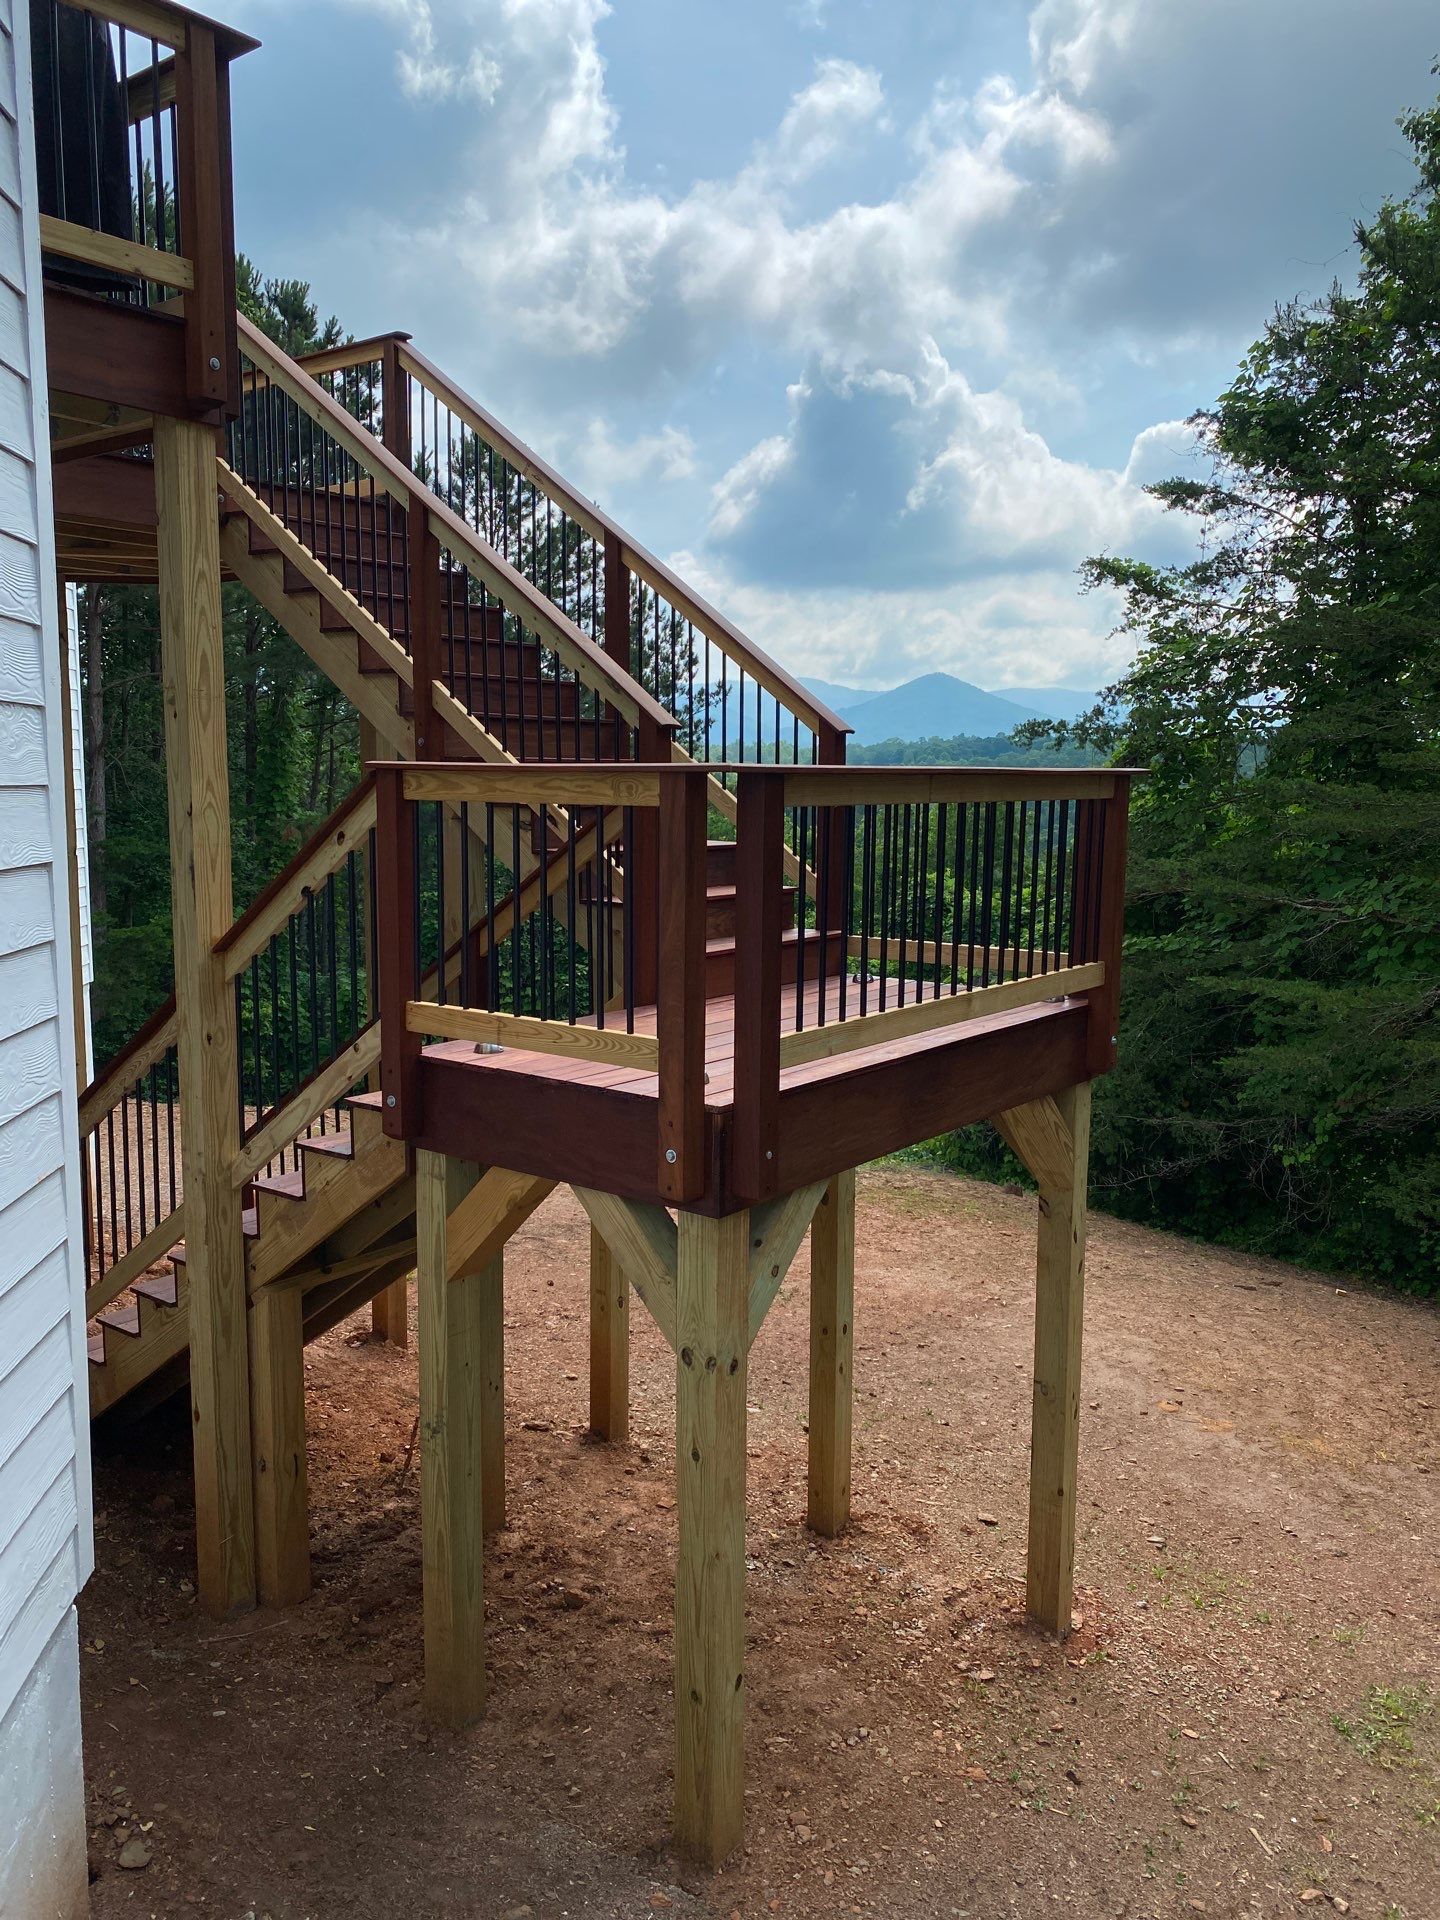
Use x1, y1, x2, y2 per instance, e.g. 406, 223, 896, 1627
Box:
795, 672, 1102, 746
990, 686, 1100, 725
805, 677, 883, 713
834, 674, 1038, 746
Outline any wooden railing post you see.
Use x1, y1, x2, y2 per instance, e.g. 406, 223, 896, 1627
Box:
173, 23, 235, 412
1083, 778, 1130, 1077
375, 767, 422, 1138
657, 772, 707, 1201
380, 339, 412, 470
603, 528, 631, 674
410, 497, 443, 758
816, 723, 848, 940
732, 770, 785, 1202
629, 714, 667, 1004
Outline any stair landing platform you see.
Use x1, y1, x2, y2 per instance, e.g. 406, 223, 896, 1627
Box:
407, 980, 1095, 1215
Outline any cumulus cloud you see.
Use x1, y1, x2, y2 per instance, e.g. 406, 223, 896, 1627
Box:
306, 0, 1431, 685
569, 418, 698, 491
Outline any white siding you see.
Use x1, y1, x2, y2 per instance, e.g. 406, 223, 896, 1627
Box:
0, 0, 94, 1742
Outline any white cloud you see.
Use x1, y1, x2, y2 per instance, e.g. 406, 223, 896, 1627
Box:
303, 0, 1432, 686
569, 418, 698, 491
710, 434, 796, 538
765, 59, 887, 186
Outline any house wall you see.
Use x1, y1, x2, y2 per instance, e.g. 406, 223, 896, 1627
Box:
0, 0, 96, 1911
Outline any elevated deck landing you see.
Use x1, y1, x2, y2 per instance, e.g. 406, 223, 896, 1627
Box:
411, 982, 1094, 1214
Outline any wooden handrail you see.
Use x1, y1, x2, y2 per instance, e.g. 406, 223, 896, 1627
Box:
295, 332, 412, 380
236, 313, 677, 738
779, 767, 1133, 805
79, 996, 178, 1138
394, 340, 850, 744
59, 0, 261, 59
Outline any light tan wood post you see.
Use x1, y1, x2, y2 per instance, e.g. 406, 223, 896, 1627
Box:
1009, 1081, 1092, 1636
479, 1253, 505, 1534
588, 1224, 629, 1441
250, 1284, 310, 1606
418, 1149, 488, 1725
807, 1168, 854, 1537
155, 414, 255, 1618
674, 1208, 749, 1865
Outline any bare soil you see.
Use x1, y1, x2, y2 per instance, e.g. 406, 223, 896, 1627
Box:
81, 1167, 1439, 1920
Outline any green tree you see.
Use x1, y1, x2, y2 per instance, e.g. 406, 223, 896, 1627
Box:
1047, 77, 1440, 1289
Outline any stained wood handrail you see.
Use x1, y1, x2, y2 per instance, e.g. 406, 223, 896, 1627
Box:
393, 340, 849, 744
236, 313, 677, 738
79, 995, 178, 1137
295, 332, 413, 380
57, 0, 261, 59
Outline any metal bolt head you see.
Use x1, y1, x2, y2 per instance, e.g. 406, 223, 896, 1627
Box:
765, 1149, 773, 1160
208, 355, 221, 371
664, 1148, 677, 1164
385, 1093, 397, 1108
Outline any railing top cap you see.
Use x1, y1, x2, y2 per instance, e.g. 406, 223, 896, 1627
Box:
68, 0, 261, 57
372, 760, 1145, 781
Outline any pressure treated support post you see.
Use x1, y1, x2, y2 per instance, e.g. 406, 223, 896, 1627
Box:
1013, 1081, 1093, 1636
250, 1285, 310, 1605
418, 1150, 488, 1725
479, 1253, 506, 1534
674, 1208, 750, 1865
155, 414, 256, 1618
588, 1225, 628, 1441
807, 1169, 855, 1538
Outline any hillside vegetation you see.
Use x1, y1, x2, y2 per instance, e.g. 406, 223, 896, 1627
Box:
935, 79, 1440, 1293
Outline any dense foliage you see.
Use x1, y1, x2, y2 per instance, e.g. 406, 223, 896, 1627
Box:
934, 84, 1440, 1292
850, 732, 1099, 768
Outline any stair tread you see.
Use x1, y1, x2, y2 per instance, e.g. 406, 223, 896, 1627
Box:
133, 1273, 179, 1307
252, 1167, 308, 1201
347, 1091, 384, 1112
297, 1129, 355, 1160
98, 1301, 141, 1337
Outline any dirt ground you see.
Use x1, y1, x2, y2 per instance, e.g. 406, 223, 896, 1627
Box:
80, 1167, 1439, 1920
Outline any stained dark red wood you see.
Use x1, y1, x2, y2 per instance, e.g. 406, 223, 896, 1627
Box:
628, 715, 666, 1004
656, 773, 707, 1199
409, 508, 443, 758
603, 528, 630, 671
173, 25, 229, 412
374, 768, 421, 1136
1085, 779, 1131, 1076
731, 770, 786, 1201
381, 340, 410, 468
771, 1001, 1091, 1196
45, 288, 191, 417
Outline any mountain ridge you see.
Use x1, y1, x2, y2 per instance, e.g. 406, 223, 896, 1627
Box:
804, 672, 1099, 745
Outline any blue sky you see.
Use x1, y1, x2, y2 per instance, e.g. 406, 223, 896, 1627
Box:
222, 0, 1437, 693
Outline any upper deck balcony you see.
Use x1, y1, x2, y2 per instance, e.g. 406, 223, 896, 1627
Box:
33, 0, 256, 445
372, 759, 1134, 1215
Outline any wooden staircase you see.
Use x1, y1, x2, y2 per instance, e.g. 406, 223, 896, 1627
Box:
80, 311, 849, 1423
88, 1093, 409, 1419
